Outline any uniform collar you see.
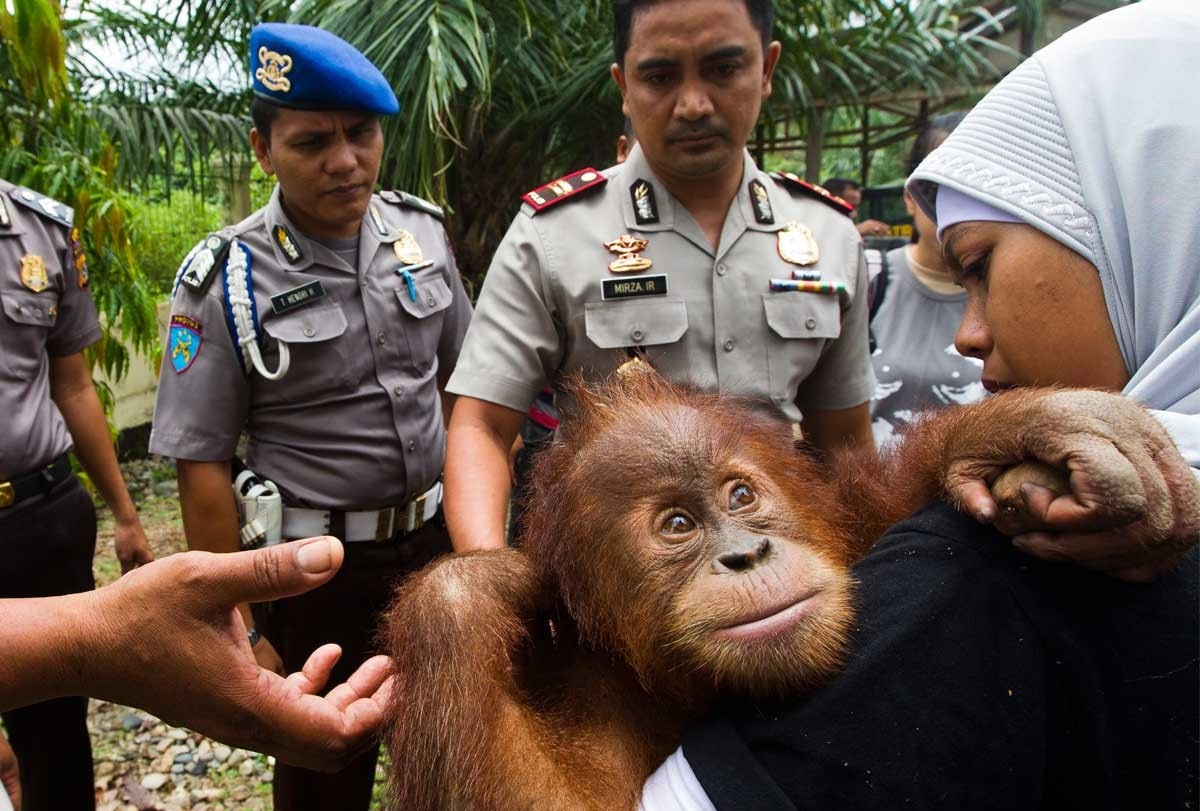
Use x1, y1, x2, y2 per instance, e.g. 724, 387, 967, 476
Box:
618, 144, 675, 233
265, 185, 375, 275
737, 154, 787, 234
0, 184, 28, 237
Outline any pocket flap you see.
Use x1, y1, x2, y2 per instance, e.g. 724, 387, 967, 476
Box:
396, 275, 452, 319
1, 290, 58, 328
762, 293, 841, 340
263, 302, 348, 343
584, 299, 688, 349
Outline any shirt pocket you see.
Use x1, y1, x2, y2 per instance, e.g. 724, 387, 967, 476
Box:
0, 287, 59, 382
261, 301, 354, 398
761, 293, 841, 406
395, 274, 452, 369
583, 299, 689, 373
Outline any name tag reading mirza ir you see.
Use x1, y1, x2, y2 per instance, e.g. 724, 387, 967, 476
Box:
271, 280, 327, 315
602, 274, 668, 301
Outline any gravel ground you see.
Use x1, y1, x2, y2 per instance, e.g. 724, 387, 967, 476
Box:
82, 458, 388, 811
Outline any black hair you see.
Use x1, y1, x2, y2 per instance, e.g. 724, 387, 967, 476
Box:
822, 177, 859, 197
250, 96, 283, 144
906, 110, 968, 177
613, 0, 774, 66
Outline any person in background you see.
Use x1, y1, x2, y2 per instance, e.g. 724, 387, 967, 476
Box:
823, 176, 889, 237
868, 111, 981, 448
148, 23, 470, 811
445, 0, 878, 554
0, 177, 153, 811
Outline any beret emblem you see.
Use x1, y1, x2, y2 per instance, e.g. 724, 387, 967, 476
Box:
256, 47, 293, 93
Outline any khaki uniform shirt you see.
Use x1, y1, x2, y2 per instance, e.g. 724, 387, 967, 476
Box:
0, 180, 101, 479
149, 186, 472, 510
446, 145, 874, 421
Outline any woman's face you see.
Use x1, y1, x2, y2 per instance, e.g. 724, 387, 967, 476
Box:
940, 221, 1130, 393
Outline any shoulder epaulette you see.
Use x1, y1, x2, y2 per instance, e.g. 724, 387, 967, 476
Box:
380, 190, 444, 221
173, 231, 233, 296
522, 168, 606, 215
8, 187, 73, 228
770, 172, 855, 218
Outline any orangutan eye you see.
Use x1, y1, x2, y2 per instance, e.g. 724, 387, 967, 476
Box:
661, 513, 696, 536
729, 483, 756, 511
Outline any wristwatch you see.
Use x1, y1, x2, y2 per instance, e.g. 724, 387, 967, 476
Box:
247, 626, 262, 648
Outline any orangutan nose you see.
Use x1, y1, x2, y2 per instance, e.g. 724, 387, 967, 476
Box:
715, 537, 772, 573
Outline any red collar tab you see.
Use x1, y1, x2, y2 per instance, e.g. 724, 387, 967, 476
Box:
770, 172, 855, 217
522, 168, 607, 214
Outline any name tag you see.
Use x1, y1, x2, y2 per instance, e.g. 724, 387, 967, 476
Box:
271, 280, 326, 315
601, 274, 668, 301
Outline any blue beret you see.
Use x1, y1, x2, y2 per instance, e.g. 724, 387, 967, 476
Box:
249, 23, 399, 116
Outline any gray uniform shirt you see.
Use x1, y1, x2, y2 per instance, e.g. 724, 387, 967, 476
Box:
0, 180, 101, 479
149, 186, 472, 510
446, 145, 874, 421
870, 247, 984, 448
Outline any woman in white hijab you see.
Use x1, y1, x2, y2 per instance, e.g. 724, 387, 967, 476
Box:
640, 3, 1199, 810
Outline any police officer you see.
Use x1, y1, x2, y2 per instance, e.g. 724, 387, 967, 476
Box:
0, 178, 153, 810
443, 0, 875, 552
149, 23, 470, 811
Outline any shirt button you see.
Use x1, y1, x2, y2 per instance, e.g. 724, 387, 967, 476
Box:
377, 332, 386, 345
631, 328, 645, 342
407, 440, 416, 452
716, 263, 727, 276
805, 317, 817, 330
723, 338, 735, 352
394, 386, 404, 397
303, 326, 315, 337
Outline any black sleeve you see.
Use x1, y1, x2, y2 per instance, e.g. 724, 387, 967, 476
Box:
684, 505, 1055, 811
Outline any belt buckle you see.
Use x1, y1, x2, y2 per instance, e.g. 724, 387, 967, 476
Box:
374, 507, 395, 543
0, 482, 12, 509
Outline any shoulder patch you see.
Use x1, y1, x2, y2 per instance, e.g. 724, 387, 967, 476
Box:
380, 190, 444, 221
770, 172, 855, 217
522, 168, 606, 215
175, 233, 232, 296
9, 187, 73, 228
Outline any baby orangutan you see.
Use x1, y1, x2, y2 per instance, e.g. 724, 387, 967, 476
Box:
382, 366, 1197, 811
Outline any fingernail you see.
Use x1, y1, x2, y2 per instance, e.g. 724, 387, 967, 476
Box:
296, 538, 334, 573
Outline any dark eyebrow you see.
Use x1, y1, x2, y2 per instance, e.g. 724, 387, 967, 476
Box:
702, 45, 747, 62
940, 223, 983, 272
635, 56, 678, 72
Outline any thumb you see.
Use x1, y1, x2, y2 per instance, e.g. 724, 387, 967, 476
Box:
204, 537, 345, 606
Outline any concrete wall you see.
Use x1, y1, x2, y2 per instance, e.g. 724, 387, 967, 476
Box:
97, 298, 170, 431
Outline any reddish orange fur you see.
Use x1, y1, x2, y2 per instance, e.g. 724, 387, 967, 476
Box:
380, 370, 1061, 811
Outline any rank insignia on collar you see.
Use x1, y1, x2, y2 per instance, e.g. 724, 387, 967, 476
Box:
369, 204, 389, 237
70, 227, 89, 287
630, 179, 659, 225
522, 168, 607, 215
749, 179, 774, 224
604, 234, 653, 274
180, 233, 230, 294
169, 314, 203, 374
0, 195, 10, 228
777, 222, 820, 267
274, 225, 303, 264
256, 46, 293, 93
393, 230, 423, 265
20, 254, 49, 292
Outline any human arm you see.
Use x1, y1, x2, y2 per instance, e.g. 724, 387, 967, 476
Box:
0, 732, 17, 811
48, 352, 152, 573
443, 397, 527, 552
177, 459, 284, 674
855, 219, 890, 238
0, 537, 391, 772
800, 402, 874, 458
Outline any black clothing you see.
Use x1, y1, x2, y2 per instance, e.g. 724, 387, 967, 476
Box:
684, 502, 1199, 811
0, 477, 97, 811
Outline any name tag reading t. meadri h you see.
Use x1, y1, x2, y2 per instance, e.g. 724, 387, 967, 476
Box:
271, 280, 327, 315
602, 274, 668, 301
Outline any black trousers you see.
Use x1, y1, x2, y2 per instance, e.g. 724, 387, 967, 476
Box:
0, 476, 97, 811
254, 517, 452, 811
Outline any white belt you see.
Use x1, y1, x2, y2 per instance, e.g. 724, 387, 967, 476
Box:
281, 481, 442, 543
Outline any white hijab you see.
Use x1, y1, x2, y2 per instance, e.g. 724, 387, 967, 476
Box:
907, 0, 1200, 468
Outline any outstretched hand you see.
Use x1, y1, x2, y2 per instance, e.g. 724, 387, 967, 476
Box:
942, 389, 1200, 582
78, 537, 393, 771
